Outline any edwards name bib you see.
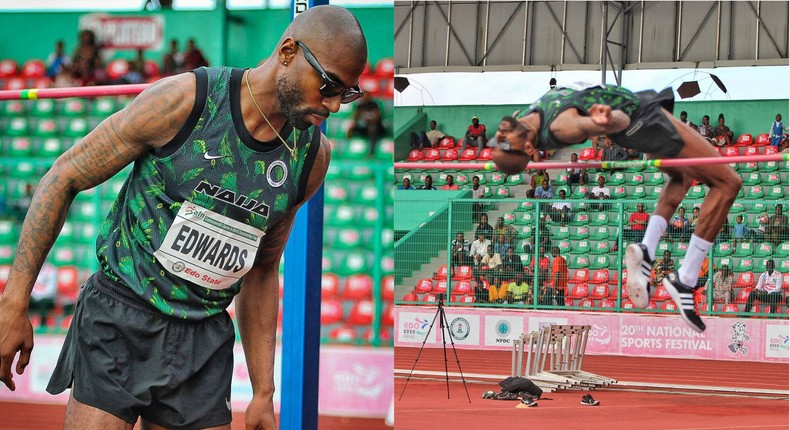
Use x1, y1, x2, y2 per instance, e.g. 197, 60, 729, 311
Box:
154, 201, 265, 290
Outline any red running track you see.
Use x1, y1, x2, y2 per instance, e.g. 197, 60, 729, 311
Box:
395, 347, 789, 430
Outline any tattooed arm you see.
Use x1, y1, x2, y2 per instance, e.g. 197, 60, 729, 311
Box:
0, 73, 197, 391
236, 136, 330, 430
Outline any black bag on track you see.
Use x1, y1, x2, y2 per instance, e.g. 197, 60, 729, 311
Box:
499, 376, 543, 399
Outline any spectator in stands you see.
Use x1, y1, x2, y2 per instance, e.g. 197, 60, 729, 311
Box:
488, 275, 509, 304
667, 206, 691, 243
492, 233, 510, 256
549, 189, 572, 225
744, 259, 783, 314
507, 273, 531, 304
182, 38, 209, 70
697, 255, 713, 289
161, 39, 184, 76
732, 214, 748, 246
711, 265, 734, 305
711, 113, 734, 147
475, 213, 494, 240
769, 113, 788, 149
600, 135, 628, 168
586, 175, 611, 211
451, 232, 472, 266
396, 177, 414, 190
697, 115, 715, 144
766, 204, 788, 247
481, 245, 503, 278
534, 179, 553, 200
493, 216, 516, 244
679, 111, 697, 131
536, 245, 551, 288
71, 29, 103, 86
441, 174, 460, 190
119, 48, 147, 84
471, 175, 485, 220
347, 94, 387, 157
529, 169, 549, 190
653, 250, 674, 284
418, 174, 437, 190
410, 120, 447, 149
10, 184, 34, 222
53, 65, 77, 88
500, 246, 523, 280
469, 232, 491, 265
689, 206, 700, 232
753, 212, 768, 241
566, 153, 587, 189
46, 39, 71, 79
546, 247, 568, 306
27, 262, 57, 328
462, 116, 486, 155
624, 202, 649, 243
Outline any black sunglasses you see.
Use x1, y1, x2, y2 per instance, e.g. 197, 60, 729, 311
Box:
296, 41, 363, 104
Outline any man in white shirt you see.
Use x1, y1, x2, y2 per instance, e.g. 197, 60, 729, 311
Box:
587, 175, 611, 211
549, 189, 573, 224
744, 260, 784, 314
469, 233, 491, 264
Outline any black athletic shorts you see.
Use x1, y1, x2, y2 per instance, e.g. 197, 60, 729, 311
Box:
47, 271, 235, 429
610, 87, 685, 157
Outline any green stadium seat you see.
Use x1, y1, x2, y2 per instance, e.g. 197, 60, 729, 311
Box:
30, 99, 56, 117
72, 222, 98, 244
35, 137, 64, 158
513, 200, 536, 212
570, 212, 590, 226
553, 225, 570, 240
336, 251, 369, 275
589, 226, 609, 240
0, 220, 17, 245
765, 186, 784, 199
4, 117, 29, 136
32, 118, 59, 137
515, 212, 535, 225
502, 212, 516, 224
626, 173, 644, 186
644, 172, 664, 185
90, 98, 117, 117
589, 212, 609, 226
729, 202, 745, 213
61, 99, 87, 117
589, 240, 610, 254
746, 202, 768, 214
716, 257, 733, 270
753, 242, 774, 258
568, 255, 589, 269
325, 204, 355, 226
571, 186, 589, 199
612, 186, 627, 199
6, 161, 36, 178
672, 242, 688, 257
347, 165, 373, 180
685, 185, 705, 199
354, 185, 379, 204
555, 240, 571, 255
48, 245, 76, 266
359, 206, 381, 226
1, 100, 26, 117
571, 240, 591, 254
506, 174, 524, 185
777, 243, 790, 259
6, 137, 33, 157
589, 255, 610, 270
341, 138, 370, 159
487, 172, 506, 185
759, 161, 779, 172
374, 138, 393, 161
516, 225, 533, 239
741, 172, 761, 185
609, 171, 626, 184
570, 226, 589, 240
714, 242, 733, 257
762, 173, 781, 186
61, 117, 89, 138
454, 173, 469, 186
744, 186, 764, 200
738, 162, 756, 173
492, 187, 510, 199
733, 242, 754, 257
481, 186, 492, 198
646, 186, 664, 200
734, 258, 755, 273
553, 173, 568, 185
629, 185, 646, 199
325, 184, 349, 203
333, 228, 363, 249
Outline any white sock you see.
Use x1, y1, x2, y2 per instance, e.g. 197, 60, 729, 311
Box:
641, 215, 668, 261
677, 234, 713, 287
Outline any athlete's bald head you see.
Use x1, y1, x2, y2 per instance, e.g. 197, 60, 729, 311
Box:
282, 5, 367, 62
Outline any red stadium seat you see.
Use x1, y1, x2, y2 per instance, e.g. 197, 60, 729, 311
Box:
432, 265, 448, 281
571, 268, 590, 284
438, 136, 455, 149
402, 292, 419, 302
348, 299, 374, 325
754, 133, 770, 146
358, 75, 379, 94
762, 145, 778, 155
363, 327, 392, 344
414, 278, 433, 294
143, 60, 160, 78
452, 265, 473, 281
374, 58, 394, 77
329, 325, 357, 343
451, 280, 473, 297
735, 134, 753, 147
321, 273, 339, 298
660, 301, 677, 311
590, 269, 610, 285
432, 280, 447, 294
423, 148, 441, 161
56, 267, 79, 305
609, 284, 627, 300
579, 298, 595, 308
21, 59, 46, 78
621, 299, 635, 309
734, 272, 755, 289
722, 146, 740, 157
651, 284, 670, 302
722, 303, 740, 315
0, 59, 18, 77
422, 293, 437, 303
382, 275, 394, 300
568, 284, 589, 299
381, 304, 394, 326
564, 297, 575, 307
344, 274, 373, 299
406, 149, 423, 162
441, 148, 458, 161
0, 265, 10, 293
579, 147, 597, 161
478, 148, 493, 160
742, 146, 759, 156
599, 299, 615, 309
321, 299, 344, 324
459, 148, 477, 161
106, 59, 130, 81
457, 294, 476, 304
590, 284, 609, 300
3, 77, 25, 91
734, 288, 752, 304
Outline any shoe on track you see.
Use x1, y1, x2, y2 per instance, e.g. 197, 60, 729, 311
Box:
662, 271, 706, 333
625, 243, 653, 308
581, 394, 599, 406
520, 396, 538, 407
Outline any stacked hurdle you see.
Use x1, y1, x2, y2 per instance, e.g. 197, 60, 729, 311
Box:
511, 325, 617, 392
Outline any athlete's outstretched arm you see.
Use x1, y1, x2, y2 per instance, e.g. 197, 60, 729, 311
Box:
550, 104, 631, 143
236, 136, 330, 430
0, 73, 196, 391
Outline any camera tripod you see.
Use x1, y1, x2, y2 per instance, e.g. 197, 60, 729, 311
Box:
398, 294, 471, 403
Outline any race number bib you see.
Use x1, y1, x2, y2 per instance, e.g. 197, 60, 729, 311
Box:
154, 201, 265, 290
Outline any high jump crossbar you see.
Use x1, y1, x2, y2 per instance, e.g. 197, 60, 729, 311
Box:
0, 84, 151, 100
395, 153, 789, 171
